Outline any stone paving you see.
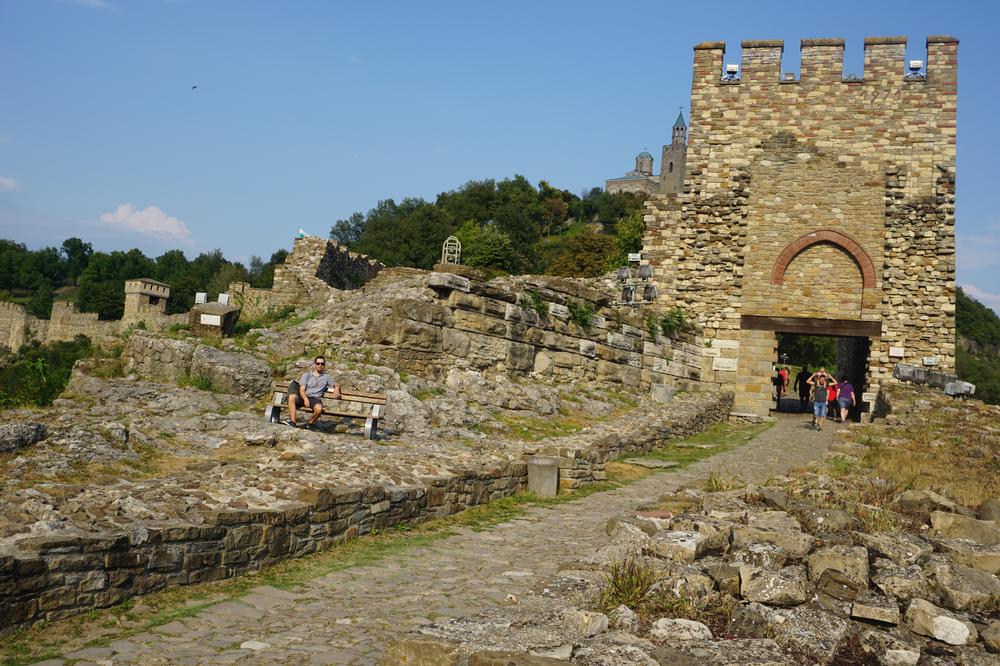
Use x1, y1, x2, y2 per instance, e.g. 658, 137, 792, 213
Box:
38, 411, 836, 665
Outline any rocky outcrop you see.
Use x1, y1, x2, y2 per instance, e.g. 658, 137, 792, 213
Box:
0, 423, 47, 454
393, 480, 1000, 664
123, 332, 272, 397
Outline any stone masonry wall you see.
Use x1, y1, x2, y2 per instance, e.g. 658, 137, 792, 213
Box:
229, 237, 385, 320
0, 390, 732, 632
364, 271, 720, 393
643, 36, 958, 416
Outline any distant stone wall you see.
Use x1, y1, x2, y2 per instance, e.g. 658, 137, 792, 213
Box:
0, 390, 731, 631
365, 271, 720, 392
229, 237, 384, 320
0, 300, 186, 353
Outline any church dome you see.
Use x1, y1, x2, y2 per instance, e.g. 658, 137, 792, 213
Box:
637, 151, 653, 159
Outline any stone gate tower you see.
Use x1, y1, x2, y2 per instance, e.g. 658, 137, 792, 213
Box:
642, 36, 958, 417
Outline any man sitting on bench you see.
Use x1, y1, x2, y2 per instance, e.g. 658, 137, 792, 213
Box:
283, 355, 340, 428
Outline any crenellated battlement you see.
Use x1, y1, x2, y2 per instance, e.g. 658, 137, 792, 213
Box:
0, 301, 26, 315
695, 35, 958, 85
644, 34, 957, 419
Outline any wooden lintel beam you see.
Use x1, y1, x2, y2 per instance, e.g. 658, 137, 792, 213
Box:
740, 315, 882, 338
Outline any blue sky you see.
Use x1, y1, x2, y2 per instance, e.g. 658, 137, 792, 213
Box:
1, 0, 998, 312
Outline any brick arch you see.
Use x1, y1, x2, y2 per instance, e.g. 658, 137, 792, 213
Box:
771, 230, 876, 288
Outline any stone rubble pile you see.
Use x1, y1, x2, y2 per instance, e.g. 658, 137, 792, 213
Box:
391, 482, 1000, 665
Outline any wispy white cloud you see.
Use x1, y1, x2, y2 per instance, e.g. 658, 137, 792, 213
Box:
958, 221, 1000, 272
0, 176, 18, 191
99, 204, 192, 242
65, 0, 114, 8
962, 283, 1000, 315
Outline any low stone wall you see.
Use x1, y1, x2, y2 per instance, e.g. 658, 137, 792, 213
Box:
0, 469, 525, 630
528, 391, 735, 489
123, 332, 273, 398
365, 271, 718, 392
0, 391, 732, 632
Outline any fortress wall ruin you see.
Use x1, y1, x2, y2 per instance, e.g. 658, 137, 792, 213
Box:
364, 271, 720, 393
0, 390, 731, 631
231, 236, 385, 320
643, 36, 958, 416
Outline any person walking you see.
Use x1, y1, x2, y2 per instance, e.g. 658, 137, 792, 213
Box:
836, 376, 856, 422
806, 368, 837, 431
794, 365, 811, 413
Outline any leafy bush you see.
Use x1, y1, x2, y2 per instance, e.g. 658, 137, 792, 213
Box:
566, 300, 595, 328
659, 307, 691, 339
523, 290, 548, 318
0, 335, 93, 407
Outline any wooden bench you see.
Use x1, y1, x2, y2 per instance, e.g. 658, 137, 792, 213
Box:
263, 381, 387, 440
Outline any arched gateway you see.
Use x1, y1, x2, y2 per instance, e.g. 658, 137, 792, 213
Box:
641, 35, 958, 418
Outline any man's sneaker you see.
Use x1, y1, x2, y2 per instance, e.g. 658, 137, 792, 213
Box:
280, 419, 297, 427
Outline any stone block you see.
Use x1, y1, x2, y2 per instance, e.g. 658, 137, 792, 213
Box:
526, 456, 558, 497
651, 385, 675, 403
507, 341, 535, 372
427, 272, 470, 293
441, 328, 470, 357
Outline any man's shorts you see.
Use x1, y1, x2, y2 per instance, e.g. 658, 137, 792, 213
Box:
292, 395, 323, 409
813, 401, 828, 418
837, 399, 852, 412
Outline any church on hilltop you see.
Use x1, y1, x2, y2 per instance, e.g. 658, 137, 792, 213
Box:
605, 111, 687, 196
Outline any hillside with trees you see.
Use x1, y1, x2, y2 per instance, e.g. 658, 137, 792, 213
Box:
956, 286, 1000, 404
0, 239, 288, 320
331, 176, 645, 276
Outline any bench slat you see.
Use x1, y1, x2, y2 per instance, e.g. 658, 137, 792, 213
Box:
274, 383, 386, 404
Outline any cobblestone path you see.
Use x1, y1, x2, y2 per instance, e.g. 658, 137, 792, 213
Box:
43, 412, 836, 666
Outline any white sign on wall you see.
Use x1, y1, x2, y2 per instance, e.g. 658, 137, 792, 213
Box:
889, 347, 905, 358
627, 253, 641, 262
922, 356, 939, 366
200, 314, 222, 327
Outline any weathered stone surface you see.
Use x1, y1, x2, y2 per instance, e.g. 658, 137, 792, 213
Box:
930, 511, 1000, 545
807, 545, 869, 588
379, 637, 461, 665
923, 556, 1000, 611
897, 489, 971, 517
650, 638, 789, 665
871, 559, 931, 601
562, 609, 609, 637
648, 618, 713, 642
978, 498, 1000, 523
815, 568, 866, 602
609, 605, 640, 633
739, 565, 808, 606
730, 526, 812, 558
0, 423, 47, 453
644, 531, 706, 562
983, 621, 1000, 654
850, 600, 900, 625
902, 598, 978, 645
469, 651, 570, 665
853, 531, 932, 567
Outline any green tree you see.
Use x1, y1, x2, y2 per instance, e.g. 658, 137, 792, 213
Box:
26, 282, 54, 319
777, 334, 837, 369
546, 228, 616, 277
0, 336, 92, 407
76, 249, 155, 319
330, 212, 366, 247
611, 209, 646, 267
454, 221, 517, 272
206, 263, 249, 300
61, 237, 93, 282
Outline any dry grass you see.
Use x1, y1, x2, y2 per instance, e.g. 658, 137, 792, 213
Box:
778, 385, 1000, 530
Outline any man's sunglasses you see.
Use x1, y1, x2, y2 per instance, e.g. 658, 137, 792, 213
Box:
315, 361, 325, 366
